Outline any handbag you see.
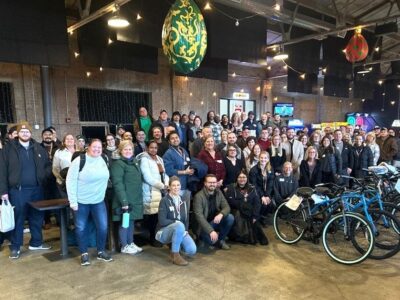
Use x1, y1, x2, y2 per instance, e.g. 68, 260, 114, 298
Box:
0, 199, 15, 233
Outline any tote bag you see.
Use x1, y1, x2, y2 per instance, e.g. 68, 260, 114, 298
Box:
0, 199, 15, 232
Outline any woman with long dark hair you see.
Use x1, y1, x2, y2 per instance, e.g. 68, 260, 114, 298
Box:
225, 171, 268, 245
318, 136, 341, 183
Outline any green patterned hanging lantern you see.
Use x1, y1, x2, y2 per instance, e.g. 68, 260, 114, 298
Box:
162, 0, 207, 74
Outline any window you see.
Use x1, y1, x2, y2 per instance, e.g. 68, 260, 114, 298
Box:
219, 98, 256, 118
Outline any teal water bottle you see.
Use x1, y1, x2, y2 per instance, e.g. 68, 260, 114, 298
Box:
122, 211, 130, 228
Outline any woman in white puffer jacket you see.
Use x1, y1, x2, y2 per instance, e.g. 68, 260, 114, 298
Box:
138, 140, 169, 247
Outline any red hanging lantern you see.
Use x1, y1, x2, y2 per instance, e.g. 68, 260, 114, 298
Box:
344, 29, 369, 63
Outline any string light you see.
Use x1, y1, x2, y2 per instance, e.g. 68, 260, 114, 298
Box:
320, 86, 324, 90
300, 73, 306, 79
283, 85, 287, 89
232, 72, 236, 77
382, 92, 385, 96
86, 71, 91, 78
339, 99, 342, 103
349, 87, 352, 91
213, 92, 217, 96
204, 2, 211, 10
201, 101, 204, 105
240, 89, 244, 93
69, 31, 74, 36
391, 101, 396, 105
74, 52, 79, 58
256, 86, 261, 91
375, 47, 379, 52
189, 92, 193, 96
184, 76, 188, 81
267, 66, 272, 70
137, 13, 142, 20
397, 85, 400, 89
274, 4, 281, 11
99, 67, 103, 72
361, 98, 365, 102
350, 102, 353, 106
108, 38, 113, 44
283, 65, 288, 70
235, 19, 239, 27
378, 80, 383, 85
322, 67, 327, 73
273, 97, 278, 101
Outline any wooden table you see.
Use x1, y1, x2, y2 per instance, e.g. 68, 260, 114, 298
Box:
29, 198, 71, 260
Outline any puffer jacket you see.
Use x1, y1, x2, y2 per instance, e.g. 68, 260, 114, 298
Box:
138, 152, 169, 215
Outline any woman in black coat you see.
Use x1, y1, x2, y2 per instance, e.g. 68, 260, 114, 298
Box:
299, 146, 322, 188
225, 171, 268, 245
318, 136, 342, 184
223, 145, 245, 188
249, 151, 275, 224
268, 134, 286, 175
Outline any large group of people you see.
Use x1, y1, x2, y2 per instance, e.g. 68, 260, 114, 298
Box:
0, 107, 399, 267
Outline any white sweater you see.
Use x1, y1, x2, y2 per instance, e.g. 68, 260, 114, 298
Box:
52, 148, 74, 185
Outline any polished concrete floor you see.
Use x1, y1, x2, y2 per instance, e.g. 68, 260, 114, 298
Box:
0, 225, 399, 300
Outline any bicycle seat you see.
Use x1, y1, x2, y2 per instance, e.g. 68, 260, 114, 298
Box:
296, 187, 314, 198
315, 186, 333, 197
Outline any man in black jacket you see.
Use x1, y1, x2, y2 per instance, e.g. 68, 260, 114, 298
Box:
273, 162, 298, 205
0, 122, 52, 259
332, 130, 354, 186
352, 135, 373, 178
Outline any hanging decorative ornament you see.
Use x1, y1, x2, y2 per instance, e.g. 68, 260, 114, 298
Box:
344, 28, 369, 63
162, 0, 207, 74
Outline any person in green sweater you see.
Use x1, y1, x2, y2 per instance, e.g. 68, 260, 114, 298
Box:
134, 107, 154, 142
110, 140, 144, 255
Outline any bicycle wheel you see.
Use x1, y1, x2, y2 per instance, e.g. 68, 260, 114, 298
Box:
371, 202, 400, 234
273, 202, 307, 244
367, 209, 400, 260
322, 212, 374, 265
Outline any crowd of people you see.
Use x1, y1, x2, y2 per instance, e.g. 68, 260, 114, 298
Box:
0, 107, 399, 267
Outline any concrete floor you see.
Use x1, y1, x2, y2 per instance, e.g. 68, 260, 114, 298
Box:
0, 226, 399, 300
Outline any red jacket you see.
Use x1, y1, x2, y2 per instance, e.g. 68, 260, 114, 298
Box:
258, 139, 271, 151
197, 149, 226, 181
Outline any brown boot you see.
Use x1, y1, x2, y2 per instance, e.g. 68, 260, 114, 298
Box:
171, 252, 188, 266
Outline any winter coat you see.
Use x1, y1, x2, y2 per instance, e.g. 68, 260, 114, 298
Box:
110, 157, 143, 221
156, 194, 189, 232
163, 146, 191, 190
0, 139, 51, 195
352, 146, 373, 178
377, 136, 398, 162
332, 141, 354, 171
138, 152, 169, 215
299, 159, 322, 188
248, 164, 274, 198
225, 183, 261, 220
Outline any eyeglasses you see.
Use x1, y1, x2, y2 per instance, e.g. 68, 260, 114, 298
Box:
106, 138, 114, 141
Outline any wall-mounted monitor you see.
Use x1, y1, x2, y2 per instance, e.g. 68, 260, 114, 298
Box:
273, 103, 294, 117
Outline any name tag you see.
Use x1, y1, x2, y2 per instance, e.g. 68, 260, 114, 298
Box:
322, 154, 326, 158
216, 160, 223, 163
169, 206, 174, 212
279, 178, 285, 182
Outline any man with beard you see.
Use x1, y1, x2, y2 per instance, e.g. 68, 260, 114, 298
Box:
204, 111, 223, 144
282, 128, 304, 179
163, 131, 194, 209
40, 127, 60, 229
0, 122, 52, 259
151, 126, 169, 157
193, 174, 233, 250
377, 127, 398, 164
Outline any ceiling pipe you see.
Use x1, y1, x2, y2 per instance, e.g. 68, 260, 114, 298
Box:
266, 14, 400, 49
67, 0, 131, 34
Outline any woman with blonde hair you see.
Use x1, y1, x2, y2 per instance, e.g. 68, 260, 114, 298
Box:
249, 151, 274, 225
268, 134, 286, 174
366, 132, 380, 165
299, 146, 321, 187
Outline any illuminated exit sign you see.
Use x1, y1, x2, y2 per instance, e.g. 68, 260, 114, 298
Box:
232, 92, 250, 100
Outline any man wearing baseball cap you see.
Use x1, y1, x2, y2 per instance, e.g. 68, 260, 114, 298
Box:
0, 121, 52, 259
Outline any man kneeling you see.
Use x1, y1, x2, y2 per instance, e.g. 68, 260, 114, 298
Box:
193, 174, 234, 250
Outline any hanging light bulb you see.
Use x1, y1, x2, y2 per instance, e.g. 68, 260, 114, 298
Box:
361, 98, 365, 102
300, 73, 306, 79
108, 38, 114, 44
267, 66, 272, 70
108, 4, 130, 28
99, 67, 103, 72
189, 92, 193, 96
137, 13, 142, 20
256, 86, 261, 91
378, 80, 383, 85
74, 52, 80, 58
322, 67, 327, 73
213, 92, 217, 97
86, 71, 91, 78
232, 72, 236, 77
204, 2, 211, 10
235, 19, 240, 27
391, 101, 396, 105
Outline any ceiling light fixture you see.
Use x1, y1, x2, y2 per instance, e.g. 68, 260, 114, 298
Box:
273, 51, 289, 60
378, 80, 383, 85
136, 13, 142, 20
108, 4, 130, 28
204, 2, 211, 10
235, 19, 240, 27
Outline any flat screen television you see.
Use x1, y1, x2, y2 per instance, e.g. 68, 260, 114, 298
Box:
273, 103, 294, 117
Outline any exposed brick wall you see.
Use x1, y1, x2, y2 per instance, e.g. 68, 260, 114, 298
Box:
0, 49, 362, 141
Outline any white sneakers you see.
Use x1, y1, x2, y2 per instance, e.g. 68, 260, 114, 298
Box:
121, 243, 143, 255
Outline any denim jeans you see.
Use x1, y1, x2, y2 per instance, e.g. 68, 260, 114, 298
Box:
9, 187, 44, 250
119, 220, 134, 248
74, 201, 108, 254
200, 214, 234, 245
156, 221, 196, 255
